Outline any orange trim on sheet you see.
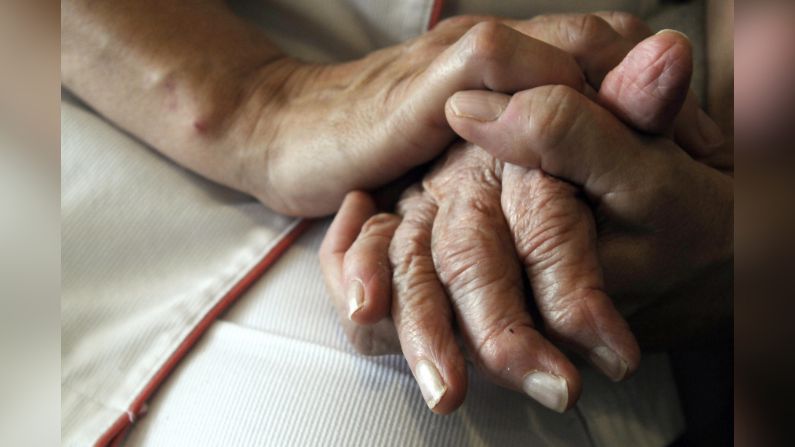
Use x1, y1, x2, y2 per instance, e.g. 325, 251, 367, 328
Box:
428, 0, 445, 29
97, 219, 313, 447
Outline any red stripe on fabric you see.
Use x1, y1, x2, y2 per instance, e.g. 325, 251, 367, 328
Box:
99, 3, 445, 444
428, 0, 445, 29
96, 219, 313, 447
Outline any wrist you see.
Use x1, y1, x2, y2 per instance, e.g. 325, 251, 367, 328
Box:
225, 57, 325, 212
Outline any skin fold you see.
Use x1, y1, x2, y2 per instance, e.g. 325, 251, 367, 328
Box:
320, 29, 733, 413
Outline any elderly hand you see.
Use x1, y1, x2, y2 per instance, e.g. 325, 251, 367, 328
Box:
321, 24, 730, 413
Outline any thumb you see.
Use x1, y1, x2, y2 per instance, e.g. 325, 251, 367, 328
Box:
598, 29, 693, 135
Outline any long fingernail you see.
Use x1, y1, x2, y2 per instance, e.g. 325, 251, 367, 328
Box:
522, 372, 568, 413
696, 108, 725, 150
347, 279, 365, 319
589, 346, 629, 382
449, 91, 508, 122
415, 359, 447, 409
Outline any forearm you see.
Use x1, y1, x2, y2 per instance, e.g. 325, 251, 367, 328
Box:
61, 0, 289, 193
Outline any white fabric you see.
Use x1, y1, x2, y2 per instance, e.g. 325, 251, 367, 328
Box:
61, 101, 297, 446
62, 0, 705, 445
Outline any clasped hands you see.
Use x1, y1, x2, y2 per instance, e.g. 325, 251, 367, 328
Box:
311, 14, 732, 413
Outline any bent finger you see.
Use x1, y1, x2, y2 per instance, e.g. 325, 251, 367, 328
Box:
426, 147, 580, 412
513, 14, 723, 156
343, 212, 401, 324
390, 187, 467, 413
501, 166, 641, 381
320, 191, 401, 355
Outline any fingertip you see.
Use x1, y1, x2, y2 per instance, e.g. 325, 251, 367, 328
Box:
416, 356, 468, 414
600, 29, 693, 134
343, 213, 400, 325
346, 271, 391, 325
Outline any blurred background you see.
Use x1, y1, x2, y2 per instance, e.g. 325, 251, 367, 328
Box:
0, 1, 60, 445
2, 0, 794, 445
734, 1, 795, 446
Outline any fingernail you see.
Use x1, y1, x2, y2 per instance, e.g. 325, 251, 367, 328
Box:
347, 279, 364, 319
656, 29, 689, 41
449, 91, 508, 122
415, 359, 447, 409
696, 108, 725, 149
589, 346, 629, 382
522, 372, 568, 413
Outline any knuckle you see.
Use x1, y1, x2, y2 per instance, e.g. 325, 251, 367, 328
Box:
543, 292, 600, 342
474, 316, 531, 371
435, 226, 503, 290
563, 14, 615, 50
463, 20, 513, 65
521, 211, 581, 269
390, 224, 431, 272
360, 213, 399, 238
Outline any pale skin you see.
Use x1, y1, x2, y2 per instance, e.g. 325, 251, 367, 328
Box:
63, 0, 733, 415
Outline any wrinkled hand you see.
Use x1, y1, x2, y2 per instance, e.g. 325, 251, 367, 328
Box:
244, 14, 721, 216
321, 23, 730, 413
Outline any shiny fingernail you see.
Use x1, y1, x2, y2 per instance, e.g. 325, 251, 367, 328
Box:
589, 346, 629, 382
449, 91, 508, 122
522, 372, 569, 413
697, 108, 725, 149
656, 28, 690, 41
347, 279, 365, 319
415, 359, 447, 409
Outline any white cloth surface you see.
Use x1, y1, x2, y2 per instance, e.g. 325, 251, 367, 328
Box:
124, 221, 685, 447
61, 101, 297, 446
62, 0, 706, 444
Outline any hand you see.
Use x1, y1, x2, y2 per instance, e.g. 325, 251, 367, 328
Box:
239, 17, 587, 216
64, 3, 723, 217
239, 14, 724, 216
321, 26, 722, 412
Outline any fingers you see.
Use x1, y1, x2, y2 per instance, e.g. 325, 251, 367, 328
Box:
512, 13, 724, 156
446, 86, 661, 202
343, 212, 400, 324
425, 146, 580, 412
319, 191, 401, 355
512, 13, 634, 89
598, 30, 693, 134
501, 166, 641, 381
389, 186, 467, 413
411, 20, 586, 131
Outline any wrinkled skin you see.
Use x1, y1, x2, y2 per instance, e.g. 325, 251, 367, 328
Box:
320, 24, 732, 414
249, 14, 721, 216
